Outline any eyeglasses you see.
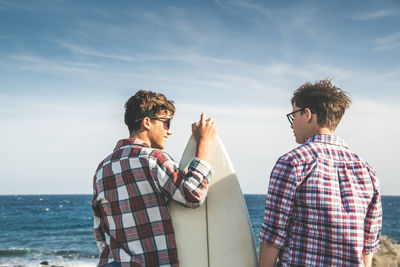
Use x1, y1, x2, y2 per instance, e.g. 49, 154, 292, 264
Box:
286, 109, 303, 125
135, 116, 172, 130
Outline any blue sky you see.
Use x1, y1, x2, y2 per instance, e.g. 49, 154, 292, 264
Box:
1, 0, 399, 195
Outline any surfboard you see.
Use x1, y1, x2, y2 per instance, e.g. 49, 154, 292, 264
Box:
168, 135, 258, 267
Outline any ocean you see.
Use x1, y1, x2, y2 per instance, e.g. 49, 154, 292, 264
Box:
0, 195, 399, 266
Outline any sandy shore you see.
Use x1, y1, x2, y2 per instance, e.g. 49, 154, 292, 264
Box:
373, 235, 400, 267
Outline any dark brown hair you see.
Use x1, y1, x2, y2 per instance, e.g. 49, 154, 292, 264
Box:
291, 79, 351, 130
124, 90, 175, 132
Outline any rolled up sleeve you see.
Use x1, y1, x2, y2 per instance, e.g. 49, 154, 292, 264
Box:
258, 156, 297, 248
152, 151, 212, 208
363, 169, 382, 253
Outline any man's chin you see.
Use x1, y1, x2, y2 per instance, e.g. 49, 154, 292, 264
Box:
155, 143, 166, 150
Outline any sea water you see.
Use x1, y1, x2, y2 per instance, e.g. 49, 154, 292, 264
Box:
0, 195, 399, 266
0, 195, 97, 266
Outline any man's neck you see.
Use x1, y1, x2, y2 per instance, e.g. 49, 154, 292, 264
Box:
317, 127, 334, 135
129, 131, 151, 147
306, 126, 333, 140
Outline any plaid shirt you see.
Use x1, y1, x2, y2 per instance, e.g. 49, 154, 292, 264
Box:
92, 138, 212, 267
258, 134, 382, 266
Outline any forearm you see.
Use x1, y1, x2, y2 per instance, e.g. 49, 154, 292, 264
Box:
93, 216, 106, 252
156, 154, 211, 207
259, 242, 279, 267
363, 253, 373, 267
195, 139, 211, 161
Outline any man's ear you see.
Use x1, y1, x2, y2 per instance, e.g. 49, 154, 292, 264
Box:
142, 117, 152, 130
304, 108, 313, 122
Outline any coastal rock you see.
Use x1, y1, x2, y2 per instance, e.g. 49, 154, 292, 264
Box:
373, 236, 400, 267
38, 261, 63, 267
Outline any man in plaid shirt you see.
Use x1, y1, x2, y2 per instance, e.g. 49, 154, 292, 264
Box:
92, 90, 217, 267
258, 80, 382, 267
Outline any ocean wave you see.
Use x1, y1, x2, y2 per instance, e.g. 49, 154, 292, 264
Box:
0, 248, 97, 259
0, 260, 97, 267
0, 248, 31, 257
43, 249, 98, 259
20, 224, 92, 231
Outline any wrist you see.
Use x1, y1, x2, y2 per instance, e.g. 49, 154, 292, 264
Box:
195, 140, 210, 161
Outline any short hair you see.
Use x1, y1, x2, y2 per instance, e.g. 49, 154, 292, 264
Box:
124, 90, 175, 132
291, 79, 351, 130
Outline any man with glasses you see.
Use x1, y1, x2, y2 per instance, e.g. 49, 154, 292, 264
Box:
92, 90, 217, 267
258, 80, 382, 267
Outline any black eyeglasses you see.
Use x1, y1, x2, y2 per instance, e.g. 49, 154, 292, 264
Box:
135, 116, 172, 130
286, 109, 303, 125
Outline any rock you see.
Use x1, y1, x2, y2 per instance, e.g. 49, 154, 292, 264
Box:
372, 236, 400, 267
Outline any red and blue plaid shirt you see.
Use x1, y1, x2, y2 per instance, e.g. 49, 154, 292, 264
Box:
259, 134, 382, 266
92, 138, 212, 267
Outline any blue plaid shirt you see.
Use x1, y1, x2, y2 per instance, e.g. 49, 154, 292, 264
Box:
259, 134, 382, 266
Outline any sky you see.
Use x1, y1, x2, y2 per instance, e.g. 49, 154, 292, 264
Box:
1, 0, 399, 195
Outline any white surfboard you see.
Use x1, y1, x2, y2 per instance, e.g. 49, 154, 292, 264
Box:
169, 135, 258, 267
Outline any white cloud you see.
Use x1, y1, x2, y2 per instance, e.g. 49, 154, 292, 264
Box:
8, 54, 103, 75
178, 103, 285, 119
214, 0, 273, 18
5, 53, 177, 83
57, 42, 137, 62
374, 32, 400, 51
350, 10, 395, 20
5, 49, 381, 107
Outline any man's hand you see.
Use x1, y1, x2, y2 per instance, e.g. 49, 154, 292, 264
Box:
192, 113, 217, 161
362, 253, 373, 267
259, 242, 279, 267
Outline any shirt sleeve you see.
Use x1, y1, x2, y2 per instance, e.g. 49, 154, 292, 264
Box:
92, 188, 106, 252
152, 151, 212, 208
258, 155, 297, 249
363, 168, 382, 253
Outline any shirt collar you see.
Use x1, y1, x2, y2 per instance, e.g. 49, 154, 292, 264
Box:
114, 138, 149, 151
305, 134, 348, 148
